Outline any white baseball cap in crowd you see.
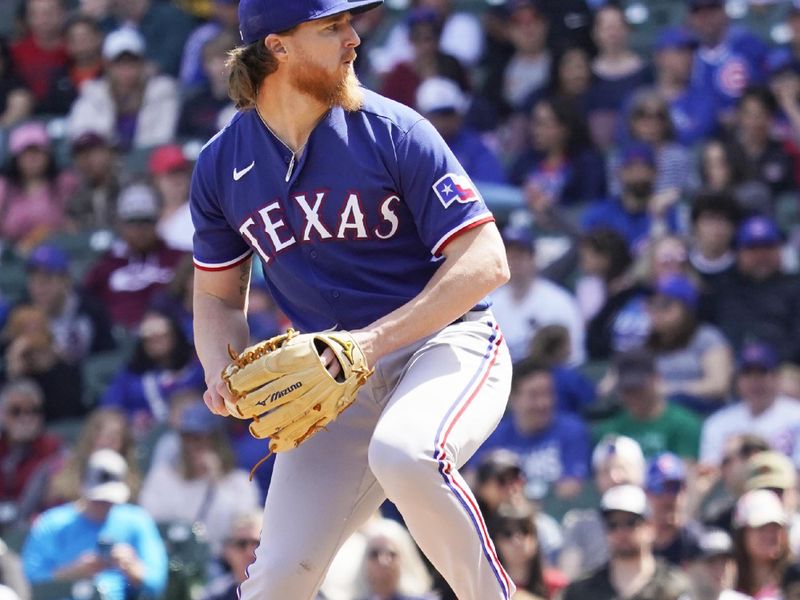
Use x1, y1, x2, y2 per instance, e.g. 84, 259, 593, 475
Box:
82, 449, 131, 504
102, 27, 146, 61
600, 484, 649, 517
592, 434, 645, 471
415, 77, 468, 115
734, 489, 787, 529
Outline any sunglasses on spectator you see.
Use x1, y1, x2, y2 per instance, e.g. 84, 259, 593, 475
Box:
497, 525, 534, 539
6, 405, 42, 417
633, 109, 667, 120
367, 548, 398, 561
227, 538, 259, 550
604, 515, 643, 531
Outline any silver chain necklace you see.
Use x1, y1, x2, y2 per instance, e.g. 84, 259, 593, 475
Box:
255, 104, 306, 183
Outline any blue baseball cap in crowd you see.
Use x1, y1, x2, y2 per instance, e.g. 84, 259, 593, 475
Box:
27, 244, 69, 274
653, 274, 698, 311
501, 225, 535, 252
179, 402, 224, 434
766, 49, 798, 78
239, 0, 383, 44
687, 0, 724, 10
620, 143, 656, 169
645, 452, 687, 494
739, 342, 779, 371
654, 27, 698, 52
736, 215, 782, 249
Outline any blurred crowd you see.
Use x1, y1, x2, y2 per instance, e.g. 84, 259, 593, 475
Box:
3, 0, 800, 598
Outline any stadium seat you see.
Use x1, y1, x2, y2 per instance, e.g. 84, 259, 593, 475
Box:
30, 579, 102, 600
157, 522, 210, 600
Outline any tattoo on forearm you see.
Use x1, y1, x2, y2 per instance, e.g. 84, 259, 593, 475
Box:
239, 262, 249, 297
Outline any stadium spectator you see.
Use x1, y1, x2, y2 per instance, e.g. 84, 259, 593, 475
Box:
0, 306, 84, 422
492, 226, 585, 365
497, 0, 552, 114
177, 31, 237, 142
586, 5, 652, 148
528, 325, 596, 415
110, 0, 194, 77
67, 27, 180, 152
23, 244, 115, 363
508, 97, 606, 204
700, 434, 770, 530
488, 501, 568, 599
594, 350, 702, 460
732, 489, 792, 598
611, 88, 694, 196
707, 216, 800, 362
559, 435, 646, 579
201, 510, 261, 600
372, 0, 483, 75
644, 452, 702, 565
351, 517, 433, 600
0, 121, 78, 251
653, 27, 718, 147
82, 182, 186, 329
380, 9, 468, 110
478, 361, 590, 501
0, 40, 33, 129
579, 230, 650, 358
645, 274, 734, 414
415, 77, 506, 184
34, 408, 140, 514
526, 45, 593, 118
725, 87, 796, 196
560, 484, 691, 600
688, 0, 768, 116
700, 342, 800, 467
22, 449, 168, 600
149, 144, 193, 252
0, 380, 61, 507
138, 402, 260, 554
583, 143, 681, 255
65, 129, 122, 231
470, 449, 564, 567
9, 0, 68, 111
100, 310, 203, 432
179, 0, 240, 89
697, 139, 746, 195
688, 191, 742, 284
36, 14, 101, 116
685, 529, 750, 600
641, 235, 694, 285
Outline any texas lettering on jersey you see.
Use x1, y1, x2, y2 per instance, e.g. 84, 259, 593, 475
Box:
190, 89, 493, 331
238, 191, 402, 265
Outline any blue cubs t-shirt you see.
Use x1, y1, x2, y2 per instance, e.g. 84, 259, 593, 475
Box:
190, 89, 493, 331
477, 412, 591, 500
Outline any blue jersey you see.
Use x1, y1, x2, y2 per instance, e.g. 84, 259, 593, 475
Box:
692, 26, 768, 110
191, 89, 494, 331
476, 413, 591, 500
669, 87, 718, 147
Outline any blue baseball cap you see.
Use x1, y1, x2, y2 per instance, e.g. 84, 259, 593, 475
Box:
766, 49, 799, 78
239, 0, 383, 44
27, 244, 69, 274
739, 342, 779, 371
645, 452, 686, 494
653, 274, 698, 311
179, 402, 224, 434
736, 215, 782, 249
501, 225, 535, 252
655, 27, 698, 52
620, 143, 656, 168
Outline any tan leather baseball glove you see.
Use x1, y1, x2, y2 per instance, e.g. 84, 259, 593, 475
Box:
221, 329, 373, 463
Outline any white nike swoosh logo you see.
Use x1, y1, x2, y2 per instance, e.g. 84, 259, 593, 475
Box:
233, 161, 255, 181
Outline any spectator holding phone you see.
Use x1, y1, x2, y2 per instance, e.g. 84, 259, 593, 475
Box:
21, 449, 167, 600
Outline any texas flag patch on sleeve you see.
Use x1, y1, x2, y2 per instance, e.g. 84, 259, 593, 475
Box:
432, 173, 482, 208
